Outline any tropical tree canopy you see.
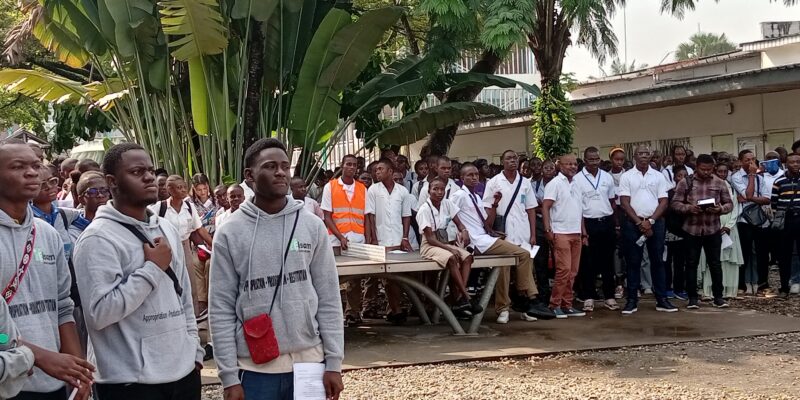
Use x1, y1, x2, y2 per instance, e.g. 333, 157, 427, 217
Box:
675, 32, 737, 61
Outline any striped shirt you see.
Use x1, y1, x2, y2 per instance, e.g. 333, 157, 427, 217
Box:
771, 172, 800, 213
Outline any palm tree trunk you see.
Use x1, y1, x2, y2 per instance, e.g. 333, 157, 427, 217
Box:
420, 50, 502, 158
243, 20, 264, 150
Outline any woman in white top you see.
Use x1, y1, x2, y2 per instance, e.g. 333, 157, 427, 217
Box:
416, 177, 480, 317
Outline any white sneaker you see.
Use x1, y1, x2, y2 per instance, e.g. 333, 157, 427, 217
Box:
614, 286, 624, 299
583, 299, 594, 312
520, 312, 537, 322
604, 299, 619, 310
643, 288, 653, 295
790, 283, 800, 295
496, 310, 509, 324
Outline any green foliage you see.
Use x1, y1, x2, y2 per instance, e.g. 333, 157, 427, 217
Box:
532, 82, 575, 160
376, 101, 505, 146
559, 73, 579, 93
51, 103, 113, 154
675, 32, 737, 61
480, 0, 531, 54
608, 58, 648, 75
0, 91, 48, 135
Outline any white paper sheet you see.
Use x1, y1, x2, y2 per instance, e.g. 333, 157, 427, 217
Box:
520, 243, 541, 259
293, 363, 326, 400
721, 233, 733, 250
388, 250, 408, 254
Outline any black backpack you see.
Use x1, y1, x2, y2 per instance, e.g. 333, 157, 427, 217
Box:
666, 177, 693, 238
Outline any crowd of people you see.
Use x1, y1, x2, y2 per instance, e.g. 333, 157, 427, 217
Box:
1, 135, 799, 400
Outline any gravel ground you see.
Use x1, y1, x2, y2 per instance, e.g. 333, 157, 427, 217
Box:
201, 272, 800, 400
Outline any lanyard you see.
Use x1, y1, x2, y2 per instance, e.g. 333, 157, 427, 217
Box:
582, 170, 601, 191
427, 200, 439, 230
534, 179, 541, 193
3, 225, 37, 303
467, 190, 487, 231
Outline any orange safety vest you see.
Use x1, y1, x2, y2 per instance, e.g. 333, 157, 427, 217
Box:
329, 179, 366, 235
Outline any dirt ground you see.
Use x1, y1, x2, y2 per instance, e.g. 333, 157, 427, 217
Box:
201, 290, 800, 400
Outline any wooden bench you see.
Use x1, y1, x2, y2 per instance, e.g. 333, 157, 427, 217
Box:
336, 252, 517, 335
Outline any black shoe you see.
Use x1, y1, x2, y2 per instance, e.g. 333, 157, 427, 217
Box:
526, 299, 556, 320
344, 314, 363, 327
385, 311, 407, 325
203, 343, 214, 361
621, 300, 638, 315
713, 298, 729, 308
470, 298, 484, 315
656, 299, 679, 313
686, 298, 700, 309
511, 298, 530, 313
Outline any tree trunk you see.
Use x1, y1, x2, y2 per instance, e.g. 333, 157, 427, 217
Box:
243, 20, 264, 151
419, 50, 502, 158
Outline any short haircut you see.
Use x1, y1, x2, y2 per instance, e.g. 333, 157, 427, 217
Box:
738, 149, 753, 160
414, 159, 427, 170
376, 158, 394, 170
583, 146, 599, 158
103, 143, 144, 176
227, 183, 243, 192
788, 153, 800, 160
244, 138, 288, 168
696, 154, 715, 166
214, 184, 227, 192
166, 175, 186, 188
76, 171, 105, 194
672, 165, 687, 175
77, 159, 101, 174
61, 157, 79, 170
474, 158, 487, 169
790, 140, 800, 153
154, 168, 169, 177
437, 155, 451, 164
341, 154, 357, 165
501, 149, 517, 159
430, 176, 448, 187
460, 161, 476, 173
43, 164, 58, 177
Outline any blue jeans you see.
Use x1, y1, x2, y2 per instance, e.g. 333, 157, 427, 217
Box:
240, 370, 293, 400
621, 218, 667, 301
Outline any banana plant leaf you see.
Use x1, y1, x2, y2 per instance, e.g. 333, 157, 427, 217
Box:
160, 0, 228, 61
288, 6, 402, 151
0, 69, 88, 104
374, 102, 506, 146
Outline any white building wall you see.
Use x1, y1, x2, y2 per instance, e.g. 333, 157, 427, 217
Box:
762, 43, 800, 67
414, 89, 800, 162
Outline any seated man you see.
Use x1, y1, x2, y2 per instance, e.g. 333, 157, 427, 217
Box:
452, 162, 554, 323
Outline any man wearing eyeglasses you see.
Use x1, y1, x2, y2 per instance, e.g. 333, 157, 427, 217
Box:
618, 144, 677, 315
31, 165, 81, 261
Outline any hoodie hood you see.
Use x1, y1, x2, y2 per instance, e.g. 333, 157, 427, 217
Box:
238, 195, 305, 220
94, 200, 161, 229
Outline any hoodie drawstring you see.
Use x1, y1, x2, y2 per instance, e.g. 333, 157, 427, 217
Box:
246, 212, 260, 300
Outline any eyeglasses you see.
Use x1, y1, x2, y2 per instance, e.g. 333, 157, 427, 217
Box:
40, 177, 59, 190
82, 187, 111, 198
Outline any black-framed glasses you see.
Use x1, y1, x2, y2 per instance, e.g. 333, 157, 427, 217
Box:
82, 187, 111, 198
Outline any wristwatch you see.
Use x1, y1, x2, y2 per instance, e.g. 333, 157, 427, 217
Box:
647, 218, 655, 225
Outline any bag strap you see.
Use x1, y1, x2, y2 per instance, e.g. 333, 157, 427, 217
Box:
682, 176, 693, 204
58, 209, 69, 230
503, 176, 524, 220
158, 200, 168, 218
268, 210, 300, 314
3, 224, 36, 304
115, 221, 184, 298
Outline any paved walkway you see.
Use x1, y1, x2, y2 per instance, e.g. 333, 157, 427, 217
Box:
200, 299, 800, 384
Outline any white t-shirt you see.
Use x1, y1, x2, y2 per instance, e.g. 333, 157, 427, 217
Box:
302, 197, 324, 219
731, 169, 773, 223
416, 199, 459, 239
320, 178, 365, 247
543, 173, 583, 234
148, 198, 202, 241
365, 182, 412, 247
618, 167, 669, 219
241, 180, 255, 201
482, 172, 538, 246
574, 168, 615, 218
450, 187, 498, 253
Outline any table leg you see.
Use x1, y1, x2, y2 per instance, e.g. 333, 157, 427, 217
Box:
467, 266, 500, 334
431, 270, 450, 325
398, 282, 431, 325
381, 274, 465, 335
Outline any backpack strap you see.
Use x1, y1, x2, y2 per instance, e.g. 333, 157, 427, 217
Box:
115, 222, 183, 299
158, 200, 168, 218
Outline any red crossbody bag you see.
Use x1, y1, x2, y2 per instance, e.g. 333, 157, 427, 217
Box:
243, 211, 300, 364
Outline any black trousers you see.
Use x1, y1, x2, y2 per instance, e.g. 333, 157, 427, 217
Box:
96, 369, 201, 400
11, 388, 68, 400
578, 216, 617, 300
777, 215, 800, 293
737, 223, 770, 289
685, 233, 724, 300
665, 240, 687, 293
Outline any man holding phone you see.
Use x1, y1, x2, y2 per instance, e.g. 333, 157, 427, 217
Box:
671, 154, 733, 309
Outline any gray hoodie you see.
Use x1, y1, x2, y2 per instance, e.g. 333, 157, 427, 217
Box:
0, 207, 74, 393
72, 202, 203, 384
0, 298, 35, 399
209, 197, 343, 388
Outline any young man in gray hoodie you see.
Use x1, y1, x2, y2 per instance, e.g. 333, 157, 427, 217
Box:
0, 139, 94, 400
210, 138, 344, 400
72, 143, 204, 400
